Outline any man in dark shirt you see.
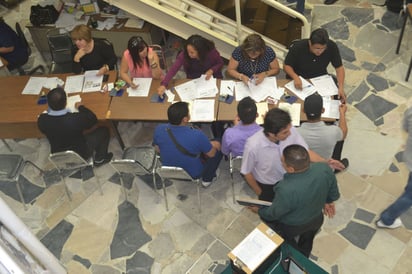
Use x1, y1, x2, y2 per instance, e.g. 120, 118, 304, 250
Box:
0, 18, 28, 71
253, 144, 340, 257
38, 87, 112, 166
284, 28, 346, 102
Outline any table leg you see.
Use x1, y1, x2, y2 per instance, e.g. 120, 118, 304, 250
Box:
111, 120, 125, 150
406, 56, 412, 81
396, 10, 408, 54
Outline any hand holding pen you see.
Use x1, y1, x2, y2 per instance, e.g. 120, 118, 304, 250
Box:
293, 77, 303, 90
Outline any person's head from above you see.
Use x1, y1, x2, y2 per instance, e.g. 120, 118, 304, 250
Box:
128, 36, 149, 67
309, 28, 329, 56
238, 96, 257, 125
168, 102, 190, 125
184, 34, 215, 61
263, 108, 292, 143
282, 144, 310, 173
71, 24, 92, 49
304, 93, 324, 121
241, 34, 266, 61
47, 87, 67, 111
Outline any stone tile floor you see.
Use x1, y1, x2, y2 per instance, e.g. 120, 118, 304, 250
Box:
1, 0, 412, 273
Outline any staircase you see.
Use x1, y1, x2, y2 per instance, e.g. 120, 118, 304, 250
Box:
106, 0, 310, 63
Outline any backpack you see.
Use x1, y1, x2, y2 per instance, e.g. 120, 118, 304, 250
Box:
29, 5, 59, 26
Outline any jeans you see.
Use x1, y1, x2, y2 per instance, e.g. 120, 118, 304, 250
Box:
85, 126, 110, 161
201, 150, 223, 182
380, 171, 412, 225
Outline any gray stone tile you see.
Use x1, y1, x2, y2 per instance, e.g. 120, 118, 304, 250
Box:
354, 94, 397, 122
336, 41, 356, 62
207, 239, 231, 261
373, 63, 386, 72
354, 24, 396, 57
346, 81, 370, 104
110, 201, 151, 259
339, 221, 376, 249
366, 73, 389, 92
395, 151, 404, 162
354, 208, 376, 224
401, 207, 412, 230
380, 11, 402, 31
322, 18, 350, 40
0, 175, 44, 204
41, 219, 74, 259
126, 251, 154, 274
331, 264, 339, 274
73, 254, 91, 269
91, 264, 122, 274
374, 117, 384, 126
341, 7, 374, 28
389, 163, 400, 172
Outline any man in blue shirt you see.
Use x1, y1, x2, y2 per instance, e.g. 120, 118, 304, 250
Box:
153, 102, 222, 187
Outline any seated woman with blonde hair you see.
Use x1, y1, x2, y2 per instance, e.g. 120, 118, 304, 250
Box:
120, 36, 163, 88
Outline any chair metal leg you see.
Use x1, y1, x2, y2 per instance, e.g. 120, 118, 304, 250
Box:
396, 10, 408, 54
161, 178, 168, 211
60, 174, 72, 201
406, 56, 412, 81
230, 172, 236, 204
93, 170, 104, 196
196, 180, 201, 214
1, 139, 12, 152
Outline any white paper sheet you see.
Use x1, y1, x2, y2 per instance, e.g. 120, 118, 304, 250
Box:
128, 78, 152, 97
247, 76, 278, 102
284, 77, 316, 100
234, 81, 251, 101
67, 95, 81, 113
321, 98, 340, 119
220, 80, 235, 96
310, 74, 338, 97
165, 89, 175, 102
278, 102, 301, 126
190, 99, 215, 122
256, 102, 268, 125
174, 80, 197, 102
231, 228, 278, 271
22, 77, 47, 95
194, 75, 218, 98
82, 70, 103, 93
65, 75, 85, 93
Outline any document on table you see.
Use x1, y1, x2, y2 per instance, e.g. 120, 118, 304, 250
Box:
190, 99, 215, 122
22, 77, 47, 95
128, 78, 152, 97
174, 80, 197, 102
234, 77, 278, 102
194, 75, 218, 98
310, 74, 338, 97
82, 70, 103, 93
322, 98, 340, 119
65, 75, 85, 93
256, 102, 268, 125
220, 80, 235, 96
284, 76, 316, 100
231, 227, 278, 272
67, 95, 81, 113
278, 102, 301, 126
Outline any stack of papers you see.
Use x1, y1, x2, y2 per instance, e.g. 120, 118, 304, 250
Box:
174, 75, 218, 102
189, 99, 215, 122
65, 70, 103, 93
235, 77, 279, 102
284, 76, 316, 100
128, 78, 152, 97
22, 77, 48, 95
310, 74, 338, 97
322, 98, 340, 119
278, 102, 301, 126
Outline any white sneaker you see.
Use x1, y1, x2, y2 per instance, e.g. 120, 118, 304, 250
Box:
376, 218, 403, 229
201, 168, 220, 188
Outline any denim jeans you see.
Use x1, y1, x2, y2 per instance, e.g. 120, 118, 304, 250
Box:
380, 171, 412, 225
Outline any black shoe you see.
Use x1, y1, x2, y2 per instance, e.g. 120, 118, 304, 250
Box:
334, 158, 349, 174
324, 0, 338, 4
94, 152, 113, 167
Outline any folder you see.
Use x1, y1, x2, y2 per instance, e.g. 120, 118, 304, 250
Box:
228, 222, 284, 274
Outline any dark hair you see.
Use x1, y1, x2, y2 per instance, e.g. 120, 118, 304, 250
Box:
283, 144, 310, 171
127, 36, 149, 69
167, 102, 189, 125
310, 28, 329, 45
184, 34, 215, 63
241, 34, 266, 59
237, 96, 257, 124
47, 87, 67, 111
263, 108, 291, 135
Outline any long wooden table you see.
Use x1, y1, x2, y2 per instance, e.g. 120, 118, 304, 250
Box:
0, 71, 116, 139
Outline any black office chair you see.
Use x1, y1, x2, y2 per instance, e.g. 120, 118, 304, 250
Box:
15, 22, 45, 75
46, 28, 74, 74
94, 37, 118, 71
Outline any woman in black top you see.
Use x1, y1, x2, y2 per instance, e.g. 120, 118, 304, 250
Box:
71, 24, 117, 75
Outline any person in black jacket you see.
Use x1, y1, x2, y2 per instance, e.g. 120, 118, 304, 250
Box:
0, 17, 28, 70
38, 87, 112, 166
71, 24, 117, 75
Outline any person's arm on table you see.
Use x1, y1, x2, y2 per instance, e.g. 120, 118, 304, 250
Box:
284, 64, 302, 90
119, 55, 137, 89
157, 52, 184, 97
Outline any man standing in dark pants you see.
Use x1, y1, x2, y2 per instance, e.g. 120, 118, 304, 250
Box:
251, 145, 340, 257
38, 87, 113, 166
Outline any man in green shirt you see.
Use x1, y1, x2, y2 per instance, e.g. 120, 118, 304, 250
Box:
256, 144, 340, 257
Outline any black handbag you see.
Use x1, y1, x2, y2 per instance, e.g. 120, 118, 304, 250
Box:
30, 4, 59, 26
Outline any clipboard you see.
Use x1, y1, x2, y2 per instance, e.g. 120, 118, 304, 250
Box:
228, 222, 284, 274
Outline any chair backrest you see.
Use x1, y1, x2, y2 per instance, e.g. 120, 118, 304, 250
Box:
94, 37, 118, 71
49, 150, 90, 171
110, 159, 145, 175
0, 154, 24, 180
156, 166, 194, 181
122, 146, 157, 173
150, 44, 167, 71
229, 153, 243, 174
46, 28, 73, 64
15, 22, 31, 57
